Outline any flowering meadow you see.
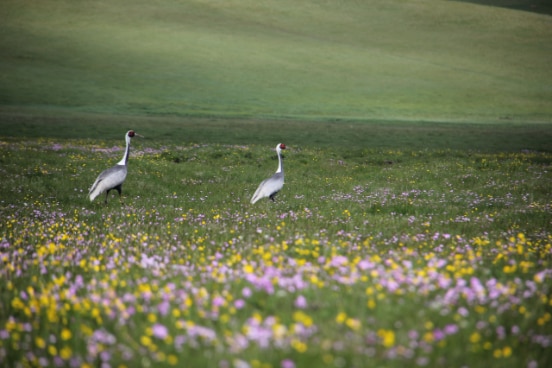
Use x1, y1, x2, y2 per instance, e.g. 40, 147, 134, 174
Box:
0, 136, 551, 368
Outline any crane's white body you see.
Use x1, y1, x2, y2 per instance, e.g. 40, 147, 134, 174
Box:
89, 130, 135, 203
251, 143, 286, 204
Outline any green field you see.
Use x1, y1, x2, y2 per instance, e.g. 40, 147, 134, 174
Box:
1, 0, 551, 122
1, 1, 552, 368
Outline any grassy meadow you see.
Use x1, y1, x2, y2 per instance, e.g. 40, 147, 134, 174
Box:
1, 0, 552, 367
1, 122, 552, 368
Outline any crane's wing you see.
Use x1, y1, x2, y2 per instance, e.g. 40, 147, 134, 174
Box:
89, 165, 127, 201
250, 172, 284, 204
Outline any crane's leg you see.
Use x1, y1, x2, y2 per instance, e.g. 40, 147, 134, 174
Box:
269, 191, 279, 202
115, 185, 123, 202
104, 190, 110, 204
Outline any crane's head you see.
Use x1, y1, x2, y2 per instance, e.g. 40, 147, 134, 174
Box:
128, 130, 136, 138
279, 143, 286, 150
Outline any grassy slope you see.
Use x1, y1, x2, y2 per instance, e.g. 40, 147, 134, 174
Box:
0, 0, 551, 122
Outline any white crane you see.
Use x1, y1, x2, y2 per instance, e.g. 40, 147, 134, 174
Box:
89, 130, 136, 203
251, 143, 286, 204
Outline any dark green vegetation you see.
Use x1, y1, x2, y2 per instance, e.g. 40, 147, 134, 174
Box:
1, 111, 551, 153
458, 0, 552, 15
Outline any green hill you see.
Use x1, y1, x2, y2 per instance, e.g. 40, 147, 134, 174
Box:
1, 0, 550, 122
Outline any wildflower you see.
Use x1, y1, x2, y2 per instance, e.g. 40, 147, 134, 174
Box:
35, 337, 46, 349
377, 329, 395, 348
335, 312, 347, 324
243, 264, 254, 274
152, 323, 168, 340
242, 287, 252, 298
60, 346, 72, 360
291, 338, 307, 353
167, 354, 178, 365
502, 346, 512, 357
294, 295, 307, 309
61, 328, 72, 341
345, 318, 361, 331
444, 324, 459, 335
281, 359, 295, 368
293, 311, 313, 327
234, 299, 246, 309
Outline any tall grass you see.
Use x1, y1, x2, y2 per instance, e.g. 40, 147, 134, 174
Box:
0, 124, 551, 367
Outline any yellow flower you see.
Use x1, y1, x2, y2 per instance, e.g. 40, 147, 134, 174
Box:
377, 329, 395, 348
423, 332, 434, 343
61, 328, 72, 341
35, 337, 46, 349
60, 346, 72, 360
293, 311, 313, 327
140, 335, 152, 347
167, 354, 178, 366
335, 312, 347, 324
48, 345, 57, 356
469, 332, 481, 344
502, 346, 512, 357
345, 318, 361, 331
291, 338, 307, 353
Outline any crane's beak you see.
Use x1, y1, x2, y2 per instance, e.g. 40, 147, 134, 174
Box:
134, 133, 145, 138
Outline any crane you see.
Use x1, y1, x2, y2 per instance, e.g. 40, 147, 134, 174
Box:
251, 143, 286, 204
89, 130, 136, 203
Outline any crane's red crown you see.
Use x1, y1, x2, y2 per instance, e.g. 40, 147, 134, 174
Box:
128, 130, 135, 138
279, 143, 286, 149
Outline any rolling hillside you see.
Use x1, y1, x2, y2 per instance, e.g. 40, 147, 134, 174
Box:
0, 0, 551, 122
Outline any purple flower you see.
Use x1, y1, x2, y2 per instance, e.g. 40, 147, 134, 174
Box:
281, 359, 296, 368
433, 329, 444, 341
234, 299, 246, 309
213, 296, 225, 307
294, 295, 308, 309
444, 324, 459, 335
152, 323, 168, 339
157, 301, 170, 316
242, 287, 252, 298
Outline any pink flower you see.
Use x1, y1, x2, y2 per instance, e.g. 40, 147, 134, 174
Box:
242, 287, 252, 298
152, 323, 168, 339
281, 359, 295, 368
234, 299, 246, 309
212, 296, 225, 307
294, 295, 308, 309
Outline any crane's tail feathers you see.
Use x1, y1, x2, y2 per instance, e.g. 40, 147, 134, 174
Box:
88, 179, 102, 202
89, 188, 100, 202
250, 187, 262, 204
